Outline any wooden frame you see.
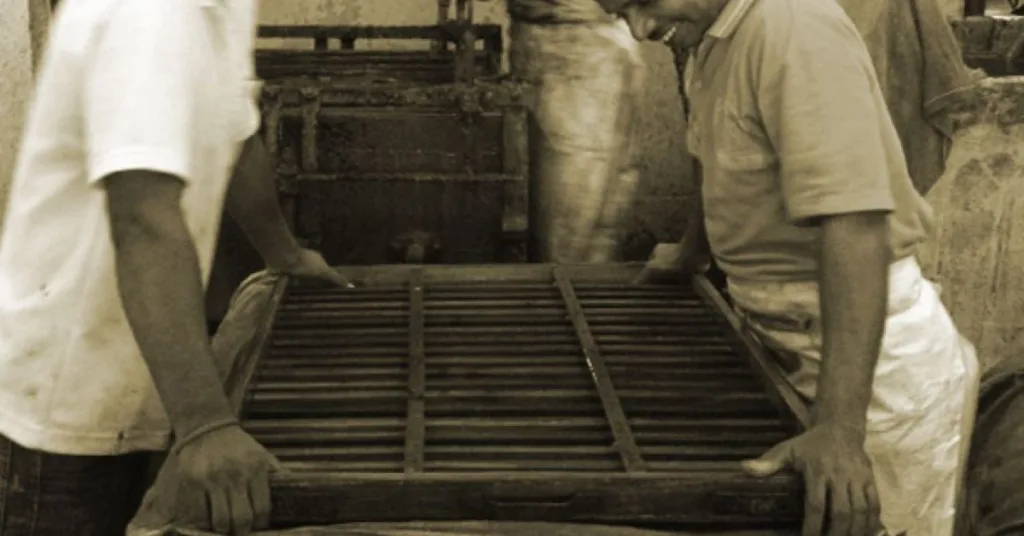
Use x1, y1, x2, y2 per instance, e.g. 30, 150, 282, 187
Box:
222, 264, 810, 529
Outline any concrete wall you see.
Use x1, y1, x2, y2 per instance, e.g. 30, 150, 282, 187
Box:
0, 0, 46, 219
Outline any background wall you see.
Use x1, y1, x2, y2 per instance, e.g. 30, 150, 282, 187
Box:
0, 0, 37, 220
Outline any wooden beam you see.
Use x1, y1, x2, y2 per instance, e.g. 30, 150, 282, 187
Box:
552, 267, 646, 473
403, 268, 427, 473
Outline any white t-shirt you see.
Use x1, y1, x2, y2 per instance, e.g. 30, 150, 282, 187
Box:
0, 0, 261, 456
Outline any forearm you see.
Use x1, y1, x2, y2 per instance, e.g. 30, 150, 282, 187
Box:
678, 165, 709, 258
225, 134, 302, 270
113, 224, 236, 438
814, 212, 891, 435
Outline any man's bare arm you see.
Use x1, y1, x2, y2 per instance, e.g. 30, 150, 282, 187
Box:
106, 171, 236, 438
678, 163, 709, 258
815, 211, 891, 436
224, 135, 302, 271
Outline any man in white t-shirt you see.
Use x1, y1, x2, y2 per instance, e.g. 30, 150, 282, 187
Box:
0, 0, 348, 534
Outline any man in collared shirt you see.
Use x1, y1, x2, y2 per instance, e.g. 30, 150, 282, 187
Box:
0, 0, 348, 534
628, 0, 979, 534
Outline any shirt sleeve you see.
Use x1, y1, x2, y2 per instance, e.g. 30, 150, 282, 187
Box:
237, 67, 263, 142
84, 0, 201, 186
756, 7, 897, 224
236, 0, 262, 142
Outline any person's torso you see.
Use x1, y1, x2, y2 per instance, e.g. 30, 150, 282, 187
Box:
685, 0, 934, 283
507, 0, 614, 23
0, 0, 257, 454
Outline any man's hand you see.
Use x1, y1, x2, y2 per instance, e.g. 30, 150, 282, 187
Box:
634, 242, 708, 284
269, 248, 353, 288
742, 424, 883, 536
176, 425, 282, 535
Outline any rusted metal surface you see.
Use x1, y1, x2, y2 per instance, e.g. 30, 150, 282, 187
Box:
257, 80, 529, 264
227, 264, 807, 529
251, 22, 530, 264
256, 25, 503, 83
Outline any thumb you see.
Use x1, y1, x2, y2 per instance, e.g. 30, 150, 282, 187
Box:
267, 452, 286, 472
741, 441, 793, 477
323, 267, 354, 289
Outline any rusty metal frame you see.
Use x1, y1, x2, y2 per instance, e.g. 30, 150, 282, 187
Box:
256, 80, 530, 262
256, 24, 503, 84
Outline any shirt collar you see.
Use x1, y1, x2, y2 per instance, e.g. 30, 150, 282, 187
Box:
705, 0, 759, 40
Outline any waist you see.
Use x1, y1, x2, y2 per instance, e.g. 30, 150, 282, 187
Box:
727, 255, 927, 321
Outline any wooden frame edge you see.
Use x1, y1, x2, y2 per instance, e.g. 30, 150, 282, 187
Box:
228, 275, 291, 414
692, 274, 812, 431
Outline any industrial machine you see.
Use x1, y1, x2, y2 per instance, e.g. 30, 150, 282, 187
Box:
205, 1, 529, 326
254, 2, 526, 266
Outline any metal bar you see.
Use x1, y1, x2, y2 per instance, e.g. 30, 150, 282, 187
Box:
693, 274, 812, 431
436, 0, 452, 51
290, 172, 522, 183
299, 87, 321, 172
260, 83, 526, 109
258, 24, 503, 42
260, 86, 283, 160
403, 269, 427, 473
552, 267, 646, 473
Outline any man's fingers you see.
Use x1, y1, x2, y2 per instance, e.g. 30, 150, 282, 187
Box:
827, 479, 853, 536
847, 481, 873, 536
208, 489, 233, 535
632, 269, 653, 285
741, 440, 794, 477
802, 471, 828, 536
248, 472, 272, 531
321, 267, 353, 288
864, 481, 884, 534
228, 485, 255, 535
267, 452, 285, 472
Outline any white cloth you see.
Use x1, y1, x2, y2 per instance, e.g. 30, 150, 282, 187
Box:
0, 0, 261, 456
727, 256, 979, 536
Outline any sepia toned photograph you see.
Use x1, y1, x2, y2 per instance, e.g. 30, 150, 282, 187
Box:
0, 0, 1021, 534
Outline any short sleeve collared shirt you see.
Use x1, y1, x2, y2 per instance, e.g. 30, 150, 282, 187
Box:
685, 0, 934, 283
0, 0, 261, 456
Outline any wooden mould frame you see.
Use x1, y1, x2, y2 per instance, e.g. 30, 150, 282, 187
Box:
225, 264, 811, 528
